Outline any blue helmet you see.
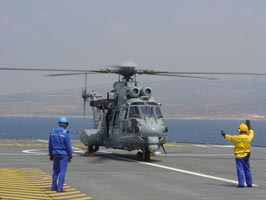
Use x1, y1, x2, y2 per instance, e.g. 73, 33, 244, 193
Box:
58, 117, 69, 124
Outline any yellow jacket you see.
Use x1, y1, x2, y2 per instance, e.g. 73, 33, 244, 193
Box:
225, 129, 254, 158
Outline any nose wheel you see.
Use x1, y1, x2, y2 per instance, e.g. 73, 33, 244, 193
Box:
85, 145, 99, 156
136, 150, 151, 161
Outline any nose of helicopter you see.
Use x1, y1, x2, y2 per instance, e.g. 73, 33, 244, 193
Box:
138, 120, 167, 153
140, 120, 165, 138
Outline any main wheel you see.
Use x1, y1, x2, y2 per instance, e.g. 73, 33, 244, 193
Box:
144, 151, 150, 161
88, 145, 99, 153
136, 151, 143, 161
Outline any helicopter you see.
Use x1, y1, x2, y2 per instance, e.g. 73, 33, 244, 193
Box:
1, 61, 266, 161
79, 64, 170, 161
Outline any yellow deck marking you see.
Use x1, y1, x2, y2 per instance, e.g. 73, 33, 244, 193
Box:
0, 168, 93, 200
164, 143, 183, 147
0, 144, 84, 147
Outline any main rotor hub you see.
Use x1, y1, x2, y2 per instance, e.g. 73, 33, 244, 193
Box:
112, 61, 140, 81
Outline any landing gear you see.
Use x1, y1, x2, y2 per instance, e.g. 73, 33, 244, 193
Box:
137, 151, 143, 161
88, 145, 99, 153
136, 150, 151, 161
85, 145, 99, 157
144, 151, 151, 161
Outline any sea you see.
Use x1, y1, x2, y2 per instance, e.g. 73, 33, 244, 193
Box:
0, 117, 266, 147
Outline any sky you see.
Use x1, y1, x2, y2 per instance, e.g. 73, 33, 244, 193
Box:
0, 0, 266, 94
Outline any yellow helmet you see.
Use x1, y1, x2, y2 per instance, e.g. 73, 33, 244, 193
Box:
239, 123, 248, 133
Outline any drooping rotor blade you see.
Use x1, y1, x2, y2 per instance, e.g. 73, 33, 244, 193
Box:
142, 70, 266, 76
0, 67, 92, 72
174, 72, 266, 76
135, 69, 266, 80
143, 73, 218, 80
46, 72, 97, 76
0, 67, 120, 77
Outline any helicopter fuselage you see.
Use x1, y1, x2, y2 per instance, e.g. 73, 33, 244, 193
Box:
79, 80, 168, 161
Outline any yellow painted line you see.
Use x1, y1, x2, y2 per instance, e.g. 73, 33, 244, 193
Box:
0, 143, 84, 147
0, 168, 93, 200
164, 143, 184, 147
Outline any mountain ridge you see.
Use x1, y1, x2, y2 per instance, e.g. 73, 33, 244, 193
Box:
1, 78, 266, 119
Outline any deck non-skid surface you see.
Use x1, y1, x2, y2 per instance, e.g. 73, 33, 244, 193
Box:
1, 139, 266, 200
0, 168, 93, 200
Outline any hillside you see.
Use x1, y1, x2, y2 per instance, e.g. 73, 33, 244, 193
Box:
1, 77, 266, 119
150, 77, 266, 119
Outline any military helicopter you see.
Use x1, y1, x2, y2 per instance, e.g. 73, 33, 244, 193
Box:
79, 63, 170, 161
44, 61, 224, 161
1, 61, 266, 161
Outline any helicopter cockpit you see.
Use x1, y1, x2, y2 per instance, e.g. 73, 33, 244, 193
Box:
128, 102, 163, 119
121, 101, 167, 137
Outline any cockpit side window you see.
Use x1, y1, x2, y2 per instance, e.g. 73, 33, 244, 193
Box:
155, 106, 163, 118
129, 106, 141, 118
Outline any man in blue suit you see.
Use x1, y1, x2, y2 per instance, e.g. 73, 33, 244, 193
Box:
49, 117, 73, 192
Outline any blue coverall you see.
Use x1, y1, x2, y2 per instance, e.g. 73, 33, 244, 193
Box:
48, 127, 73, 192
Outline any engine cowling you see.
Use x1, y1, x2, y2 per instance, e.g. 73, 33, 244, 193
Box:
140, 87, 152, 96
127, 87, 140, 98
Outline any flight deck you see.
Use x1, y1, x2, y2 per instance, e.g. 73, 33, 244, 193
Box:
0, 139, 265, 200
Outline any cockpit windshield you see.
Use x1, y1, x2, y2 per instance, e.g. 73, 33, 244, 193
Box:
128, 105, 163, 119
140, 106, 153, 117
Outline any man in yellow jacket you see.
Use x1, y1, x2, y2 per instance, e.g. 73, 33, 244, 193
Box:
221, 120, 254, 187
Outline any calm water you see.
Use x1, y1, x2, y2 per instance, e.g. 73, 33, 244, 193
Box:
0, 117, 266, 146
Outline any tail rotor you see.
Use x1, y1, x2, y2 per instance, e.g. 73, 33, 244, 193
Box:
82, 74, 88, 118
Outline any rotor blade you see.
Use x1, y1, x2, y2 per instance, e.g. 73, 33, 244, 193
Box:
180, 72, 266, 76
137, 69, 266, 80
0, 67, 94, 72
0, 67, 114, 76
2, 66, 266, 77
144, 73, 218, 80
142, 70, 266, 76
46, 72, 97, 76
